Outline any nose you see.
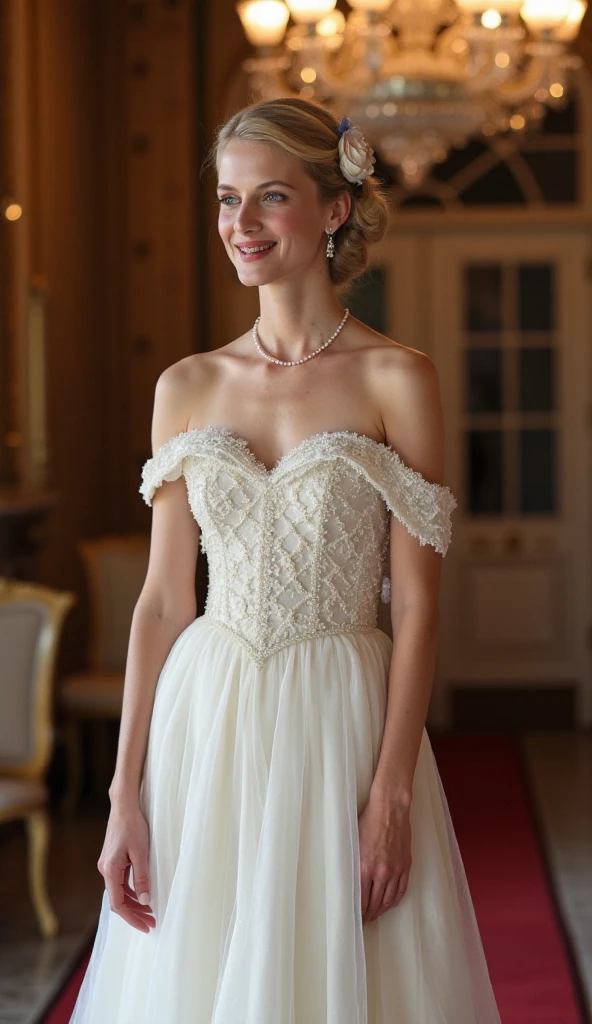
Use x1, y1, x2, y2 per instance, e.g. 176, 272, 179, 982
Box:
232, 196, 263, 236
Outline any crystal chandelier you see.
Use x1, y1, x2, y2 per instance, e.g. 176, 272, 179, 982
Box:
236, 0, 588, 187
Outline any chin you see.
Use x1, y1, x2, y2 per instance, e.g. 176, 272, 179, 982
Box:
236, 266, 286, 287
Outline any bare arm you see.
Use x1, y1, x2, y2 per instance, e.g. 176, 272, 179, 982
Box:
98, 363, 200, 932
108, 366, 200, 804
358, 348, 446, 924
372, 349, 445, 804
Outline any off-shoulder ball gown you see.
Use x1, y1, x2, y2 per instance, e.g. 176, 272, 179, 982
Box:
70, 424, 501, 1024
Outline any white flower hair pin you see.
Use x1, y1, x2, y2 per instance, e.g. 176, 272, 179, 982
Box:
337, 116, 376, 186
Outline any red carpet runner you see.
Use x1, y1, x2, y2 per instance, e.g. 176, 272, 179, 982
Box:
432, 733, 587, 1024
44, 734, 586, 1023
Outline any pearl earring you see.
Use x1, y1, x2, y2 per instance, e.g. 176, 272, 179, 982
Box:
325, 228, 335, 258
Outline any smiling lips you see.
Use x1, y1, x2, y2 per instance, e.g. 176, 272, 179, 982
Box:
236, 241, 276, 254
235, 241, 277, 261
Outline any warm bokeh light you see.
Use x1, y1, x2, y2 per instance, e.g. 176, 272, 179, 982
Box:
456, 0, 523, 9
549, 81, 564, 96
285, 0, 336, 23
495, 50, 511, 66
300, 65, 317, 81
521, 0, 572, 32
316, 10, 345, 35
236, 0, 290, 46
482, 8, 503, 26
510, 112, 526, 128
554, 0, 587, 39
346, 0, 394, 10
3, 202, 23, 222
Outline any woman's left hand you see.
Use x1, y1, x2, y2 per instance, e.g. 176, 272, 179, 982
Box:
357, 788, 412, 924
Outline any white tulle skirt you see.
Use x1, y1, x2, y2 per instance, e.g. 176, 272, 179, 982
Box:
70, 616, 501, 1024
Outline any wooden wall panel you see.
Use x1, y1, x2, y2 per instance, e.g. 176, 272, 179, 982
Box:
32, 0, 109, 671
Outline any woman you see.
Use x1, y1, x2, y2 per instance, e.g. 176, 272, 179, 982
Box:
70, 97, 501, 1023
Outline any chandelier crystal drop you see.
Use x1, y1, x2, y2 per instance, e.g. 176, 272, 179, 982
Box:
236, 0, 587, 187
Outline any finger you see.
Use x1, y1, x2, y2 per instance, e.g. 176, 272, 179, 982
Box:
106, 886, 152, 932
122, 882, 155, 919
105, 864, 153, 932
394, 867, 410, 905
104, 860, 129, 915
129, 854, 151, 906
360, 869, 372, 917
122, 892, 156, 927
381, 876, 400, 912
365, 878, 388, 923
118, 904, 153, 932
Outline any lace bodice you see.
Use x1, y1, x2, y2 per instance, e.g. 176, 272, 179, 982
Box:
140, 426, 457, 666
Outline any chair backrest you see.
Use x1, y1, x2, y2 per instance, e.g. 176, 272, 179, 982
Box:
0, 577, 75, 779
79, 534, 150, 672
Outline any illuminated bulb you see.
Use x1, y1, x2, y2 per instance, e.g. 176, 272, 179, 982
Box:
300, 66, 317, 81
495, 50, 511, 65
346, 0, 394, 9
521, 0, 572, 32
285, 0, 336, 23
456, 0, 523, 9
549, 81, 564, 97
554, 0, 586, 39
482, 8, 502, 26
236, 1, 290, 46
316, 10, 345, 35
510, 113, 526, 129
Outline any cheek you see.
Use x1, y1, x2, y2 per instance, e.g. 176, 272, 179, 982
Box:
218, 211, 232, 239
275, 208, 320, 245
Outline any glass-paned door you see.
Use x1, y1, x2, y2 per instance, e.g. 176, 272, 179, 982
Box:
463, 261, 559, 517
431, 232, 591, 727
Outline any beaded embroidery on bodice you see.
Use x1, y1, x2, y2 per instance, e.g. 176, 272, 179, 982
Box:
140, 426, 457, 666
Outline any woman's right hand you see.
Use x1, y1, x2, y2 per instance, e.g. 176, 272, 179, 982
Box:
97, 801, 156, 933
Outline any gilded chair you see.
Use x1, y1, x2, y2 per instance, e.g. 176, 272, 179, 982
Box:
0, 576, 76, 938
59, 534, 150, 815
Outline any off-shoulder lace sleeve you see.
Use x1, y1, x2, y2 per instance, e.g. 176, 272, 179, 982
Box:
286, 431, 458, 556
375, 446, 457, 556
139, 431, 197, 506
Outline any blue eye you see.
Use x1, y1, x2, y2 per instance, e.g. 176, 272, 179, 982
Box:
217, 192, 286, 205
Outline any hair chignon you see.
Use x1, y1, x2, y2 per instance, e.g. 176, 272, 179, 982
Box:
204, 96, 391, 292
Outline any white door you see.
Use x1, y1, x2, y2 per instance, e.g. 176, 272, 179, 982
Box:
430, 231, 592, 727
360, 230, 592, 726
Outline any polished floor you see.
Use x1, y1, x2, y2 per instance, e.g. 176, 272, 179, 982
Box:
523, 733, 592, 1017
0, 732, 590, 1023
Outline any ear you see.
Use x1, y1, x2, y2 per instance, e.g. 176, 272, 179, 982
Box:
330, 189, 352, 230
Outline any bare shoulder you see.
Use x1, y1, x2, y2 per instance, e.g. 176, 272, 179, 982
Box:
358, 327, 445, 483
150, 351, 219, 451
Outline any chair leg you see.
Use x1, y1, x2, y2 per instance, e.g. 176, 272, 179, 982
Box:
26, 810, 59, 938
61, 715, 84, 817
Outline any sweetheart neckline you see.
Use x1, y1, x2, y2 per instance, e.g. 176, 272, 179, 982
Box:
177, 423, 394, 477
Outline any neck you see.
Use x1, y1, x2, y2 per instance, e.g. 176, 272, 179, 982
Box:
255, 284, 349, 362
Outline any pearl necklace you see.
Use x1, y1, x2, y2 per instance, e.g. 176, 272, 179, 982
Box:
252, 308, 350, 366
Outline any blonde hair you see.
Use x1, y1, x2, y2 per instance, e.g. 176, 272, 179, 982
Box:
204, 97, 391, 292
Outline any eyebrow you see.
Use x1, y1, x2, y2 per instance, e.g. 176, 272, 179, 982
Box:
216, 180, 296, 191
